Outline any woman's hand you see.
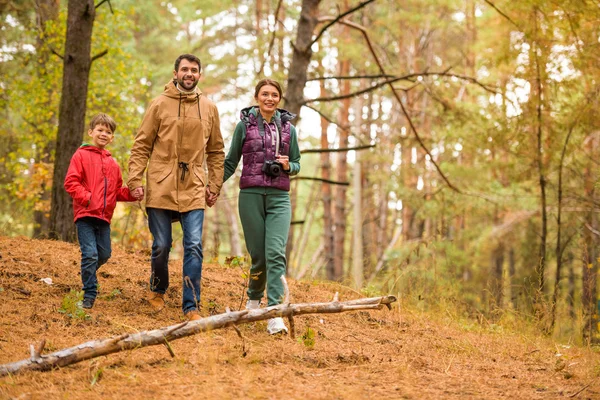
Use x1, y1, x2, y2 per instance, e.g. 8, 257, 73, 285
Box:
276, 155, 290, 171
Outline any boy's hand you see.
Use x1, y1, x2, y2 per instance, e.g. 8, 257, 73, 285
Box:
132, 187, 144, 201
205, 187, 218, 207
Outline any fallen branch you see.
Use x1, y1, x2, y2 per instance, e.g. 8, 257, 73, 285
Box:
0, 295, 396, 376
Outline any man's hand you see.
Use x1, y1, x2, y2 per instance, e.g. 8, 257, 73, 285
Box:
205, 186, 218, 207
132, 187, 144, 201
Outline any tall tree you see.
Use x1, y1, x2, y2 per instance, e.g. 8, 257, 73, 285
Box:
49, 0, 96, 241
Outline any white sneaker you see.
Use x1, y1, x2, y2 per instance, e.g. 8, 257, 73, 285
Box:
245, 299, 260, 310
267, 317, 288, 335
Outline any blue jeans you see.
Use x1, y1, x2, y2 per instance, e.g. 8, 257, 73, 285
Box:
76, 217, 111, 300
147, 208, 204, 313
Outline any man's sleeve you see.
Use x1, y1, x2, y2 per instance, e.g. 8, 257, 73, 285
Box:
206, 103, 225, 195
128, 100, 159, 190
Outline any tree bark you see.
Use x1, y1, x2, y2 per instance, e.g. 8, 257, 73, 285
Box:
0, 295, 396, 377
49, 0, 96, 242
582, 132, 599, 343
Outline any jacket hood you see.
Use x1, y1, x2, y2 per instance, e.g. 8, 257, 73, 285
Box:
79, 143, 111, 157
162, 80, 204, 100
240, 106, 296, 125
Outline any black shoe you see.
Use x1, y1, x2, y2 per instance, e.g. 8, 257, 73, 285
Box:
82, 298, 95, 309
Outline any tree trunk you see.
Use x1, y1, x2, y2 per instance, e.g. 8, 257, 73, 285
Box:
49, 0, 96, 242
32, 0, 59, 238
283, 0, 321, 266
352, 151, 363, 289
582, 132, 599, 343
284, 0, 320, 117
489, 241, 505, 311
319, 77, 335, 280
333, 56, 350, 281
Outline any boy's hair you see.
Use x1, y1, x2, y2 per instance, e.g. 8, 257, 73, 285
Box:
174, 54, 202, 72
89, 113, 117, 133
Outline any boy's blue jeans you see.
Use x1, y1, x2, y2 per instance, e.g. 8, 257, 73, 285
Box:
75, 217, 111, 300
147, 208, 204, 314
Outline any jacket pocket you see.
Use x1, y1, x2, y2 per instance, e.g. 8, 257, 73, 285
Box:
192, 164, 205, 187
148, 161, 173, 183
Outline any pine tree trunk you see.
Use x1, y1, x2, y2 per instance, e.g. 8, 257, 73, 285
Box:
49, 0, 96, 242
32, 0, 59, 239
333, 56, 350, 281
582, 132, 599, 343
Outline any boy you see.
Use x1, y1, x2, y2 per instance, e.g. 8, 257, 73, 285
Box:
64, 113, 141, 309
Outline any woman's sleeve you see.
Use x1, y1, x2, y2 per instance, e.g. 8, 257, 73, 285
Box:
223, 121, 246, 183
285, 125, 301, 176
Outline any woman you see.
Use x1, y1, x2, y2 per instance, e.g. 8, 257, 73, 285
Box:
222, 79, 301, 334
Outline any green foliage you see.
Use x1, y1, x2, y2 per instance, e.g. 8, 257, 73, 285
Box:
103, 288, 122, 301
299, 326, 316, 349
58, 290, 90, 320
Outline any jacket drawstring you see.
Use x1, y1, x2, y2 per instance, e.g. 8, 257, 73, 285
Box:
179, 161, 189, 181
196, 94, 202, 119
178, 92, 182, 119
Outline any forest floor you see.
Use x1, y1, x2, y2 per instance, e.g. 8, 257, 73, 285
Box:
0, 236, 599, 400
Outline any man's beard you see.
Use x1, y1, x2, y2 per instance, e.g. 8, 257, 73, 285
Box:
177, 78, 197, 91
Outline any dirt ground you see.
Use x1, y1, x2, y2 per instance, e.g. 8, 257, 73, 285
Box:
0, 236, 599, 399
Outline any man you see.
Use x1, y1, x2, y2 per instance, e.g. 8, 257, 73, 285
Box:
128, 54, 225, 321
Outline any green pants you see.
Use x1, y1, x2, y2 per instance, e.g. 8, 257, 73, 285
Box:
239, 190, 291, 306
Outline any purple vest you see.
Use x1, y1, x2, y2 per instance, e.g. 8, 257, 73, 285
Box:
240, 109, 292, 191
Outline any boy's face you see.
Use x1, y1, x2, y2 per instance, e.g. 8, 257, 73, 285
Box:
88, 123, 114, 149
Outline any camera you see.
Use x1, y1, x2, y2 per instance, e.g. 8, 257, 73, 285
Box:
262, 160, 283, 177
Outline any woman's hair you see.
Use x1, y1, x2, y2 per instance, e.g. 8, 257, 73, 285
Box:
254, 79, 283, 99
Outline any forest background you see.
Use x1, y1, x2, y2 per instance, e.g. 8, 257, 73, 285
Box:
1, 0, 599, 344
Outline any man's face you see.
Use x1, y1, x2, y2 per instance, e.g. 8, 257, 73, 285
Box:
173, 59, 201, 91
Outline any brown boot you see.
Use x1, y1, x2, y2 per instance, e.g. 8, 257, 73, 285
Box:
185, 309, 201, 321
147, 292, 165, 311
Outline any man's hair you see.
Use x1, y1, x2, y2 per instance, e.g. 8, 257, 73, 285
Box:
174, 54, 202, 72
254, 79, 283, 99
89, 113, 117, 133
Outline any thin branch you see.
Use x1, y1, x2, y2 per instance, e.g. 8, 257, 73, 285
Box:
91, 49, 108, 64
311, 0, 376, 46
335, 19, 461, 193
302, 144, 375, 154
483, 0, 524, 32
307, 74, 396, 81
304, 71, 499, 104
50, 48, 63, 60
257, 0, 283, 76
95, 0, 114, 13
292, 176, 350, 186
303, 104, 349, 130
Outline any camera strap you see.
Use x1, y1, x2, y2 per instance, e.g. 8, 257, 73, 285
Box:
257, 112, 283, 157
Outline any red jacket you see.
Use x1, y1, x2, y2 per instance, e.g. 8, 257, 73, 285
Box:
64, 145, 136, 223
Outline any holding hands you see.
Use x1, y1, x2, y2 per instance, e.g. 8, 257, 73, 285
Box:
206, 186, 218, 207
132, 187, 144, 201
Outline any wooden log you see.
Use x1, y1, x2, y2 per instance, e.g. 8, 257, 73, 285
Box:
0, 295, 396, 376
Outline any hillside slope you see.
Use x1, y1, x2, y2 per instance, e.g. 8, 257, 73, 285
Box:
0, 236, 599, 399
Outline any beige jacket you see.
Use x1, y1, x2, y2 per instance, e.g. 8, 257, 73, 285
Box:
128, 80, 225, 212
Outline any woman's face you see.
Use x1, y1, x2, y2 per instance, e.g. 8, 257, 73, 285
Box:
255, 84, 281, 115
